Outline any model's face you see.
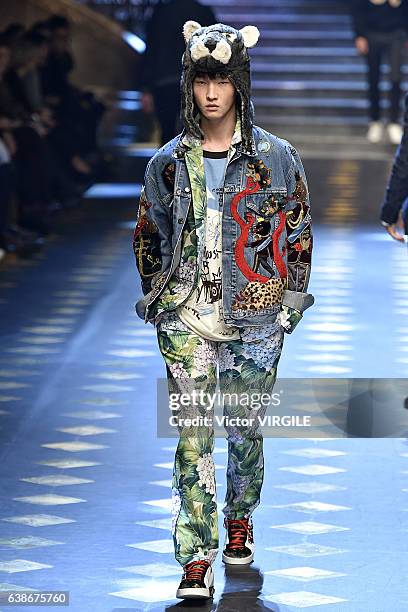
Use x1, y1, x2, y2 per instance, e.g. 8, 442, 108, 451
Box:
193, 74, 236, 121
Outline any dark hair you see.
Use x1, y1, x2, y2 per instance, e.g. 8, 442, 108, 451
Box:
30, 20, 51, 36
194, 71, 232, 81
47, 14, 70, 31
24, 30, 49, 46
0, 33, 10, 48
2, 23, 25, 44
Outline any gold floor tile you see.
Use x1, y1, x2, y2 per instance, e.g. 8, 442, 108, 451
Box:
20, 475, 93, 486
0, 559, 53, 573
106, 349, 156, 358
55, 425, 117, 436
34, 318, 76, 325
0, 382, 29, 390
91, 372, 142, 381
1, 514, 75, 527
41, 441, 108, 452
0, 370, 40, 377
0, 396, 21, 402
53, 290, 90, 297
51, 308, 84, 315
22, 326, 72, 334
0, 536, 63, 549
61, 410, 122, 419
18, 337, 65, 345
35, 459, 101, 469
74, 398, 126, 406
6, 347, 60, 355
80, 384, 134, 393
13, 494, 86, 506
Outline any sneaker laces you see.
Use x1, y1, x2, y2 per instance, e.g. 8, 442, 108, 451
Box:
225, 518, 250, 550
183, 560, 209, 582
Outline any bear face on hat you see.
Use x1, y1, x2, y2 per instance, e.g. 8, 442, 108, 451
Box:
180, 21, 260, 153
183, 21, 259, 70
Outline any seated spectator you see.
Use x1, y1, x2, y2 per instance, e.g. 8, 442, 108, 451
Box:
0, 33, 80, 233
0, 12, 111, 255
40, 15, 107, 179
0, 135, 44, 257
6, 29, 49, 116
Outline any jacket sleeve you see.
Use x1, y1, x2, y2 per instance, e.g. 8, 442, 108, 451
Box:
132, 156, 173, 296
350, 0, 367, 38
279, 144, 314, 334
381, 93, 408, 226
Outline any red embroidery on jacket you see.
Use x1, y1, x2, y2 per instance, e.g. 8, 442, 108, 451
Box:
272, 210, 288, 279
133, 201, 152, 239
231, 177, 271, 282
231, 176, 287, 282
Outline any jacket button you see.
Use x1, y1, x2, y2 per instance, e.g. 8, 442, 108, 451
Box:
178, 217, 183, 224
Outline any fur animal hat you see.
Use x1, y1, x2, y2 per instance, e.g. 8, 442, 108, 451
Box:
181, 21, 260, 154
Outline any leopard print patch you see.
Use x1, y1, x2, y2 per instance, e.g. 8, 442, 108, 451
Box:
232, 278, 286, 312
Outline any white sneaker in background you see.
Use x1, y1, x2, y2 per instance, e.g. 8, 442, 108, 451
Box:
387, 122, 403, 145
366, 121, 384, 143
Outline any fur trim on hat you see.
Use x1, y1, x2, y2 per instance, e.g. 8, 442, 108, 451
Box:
180, 22, 259, 153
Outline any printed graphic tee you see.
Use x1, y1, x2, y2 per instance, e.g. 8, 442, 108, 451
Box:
176, 150, 240, 341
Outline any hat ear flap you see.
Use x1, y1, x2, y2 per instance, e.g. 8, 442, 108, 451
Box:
183, 20, 202, 42
239, 25, 260, 48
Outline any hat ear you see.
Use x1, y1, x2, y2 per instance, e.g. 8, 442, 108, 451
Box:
239, 25, 260, 48
183, 20, 202, 42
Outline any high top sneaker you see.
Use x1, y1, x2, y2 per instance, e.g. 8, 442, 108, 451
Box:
222, 517, 254, 565
176, 559, 215, 599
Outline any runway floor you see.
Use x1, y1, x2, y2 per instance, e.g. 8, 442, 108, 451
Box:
0, 168, 408, 611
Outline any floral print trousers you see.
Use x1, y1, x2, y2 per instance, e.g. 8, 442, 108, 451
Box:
155, 310, 285, 567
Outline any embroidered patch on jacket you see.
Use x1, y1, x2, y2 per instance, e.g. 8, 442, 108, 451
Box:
292, 171, 308, 206
259, 193, 286, 217
285, 170, 312, 292
232, 278, 286, 312
231, 160, 287, 283
246, 215, 287, 279
246, 159, 271, 188
133, 193, 162, 280
162, 162, 176, 192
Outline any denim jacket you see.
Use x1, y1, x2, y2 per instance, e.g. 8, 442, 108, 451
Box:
381, 91, 408, 231
132, 121, 314, 332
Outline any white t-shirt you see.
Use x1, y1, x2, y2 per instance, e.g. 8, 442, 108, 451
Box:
176, 150, 240, 341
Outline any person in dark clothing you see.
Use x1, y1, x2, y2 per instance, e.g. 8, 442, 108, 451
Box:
40, 14, 106, 175
0, 33, 65, 235
0, 37, 44, 258
351, 0, 408, 144
2, 23, 25, 52
380, 90, 408, 242
5, 30, 49, 116
40, 15, 75, 102
0, 149, 44, 257
138, 0, 216, 144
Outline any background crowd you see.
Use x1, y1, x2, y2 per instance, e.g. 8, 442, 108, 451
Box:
0, 14, 108, 260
